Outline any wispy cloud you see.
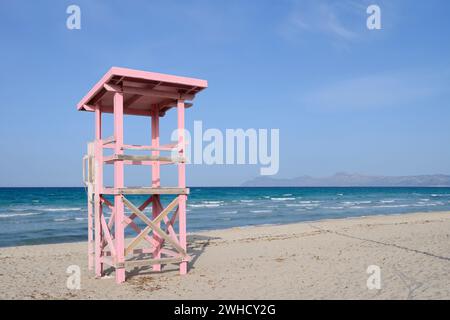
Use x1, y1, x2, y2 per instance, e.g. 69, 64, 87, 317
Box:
281, 0, 394, 44
300, 68, 450, 111
282, 0, 361, 42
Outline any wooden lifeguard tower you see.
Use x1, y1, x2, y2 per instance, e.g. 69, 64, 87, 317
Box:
78, 67, 207, 283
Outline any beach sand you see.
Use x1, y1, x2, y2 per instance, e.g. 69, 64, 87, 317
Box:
1, 211, 449, 299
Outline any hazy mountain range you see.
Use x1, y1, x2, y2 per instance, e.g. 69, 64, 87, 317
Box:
242, 172, 450, 187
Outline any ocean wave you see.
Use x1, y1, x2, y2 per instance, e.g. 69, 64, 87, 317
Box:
189, 204, 221, 208
0, 212, 43, 218
343, 201, 372, 205
287, 203, 320, 207
373, 204, 410, 208
250, 210, 272, 213
271, 197, 295, 201
41, 207, 82, 212
298, 200, 321, 204
220, 211, 238, 214
413, 203, 437, 207
323, 206, 344, 210
54, 218, 71, 222
202, 201, 224, 204
380, 200, 395, 203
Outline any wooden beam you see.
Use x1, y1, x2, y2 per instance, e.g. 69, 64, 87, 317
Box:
125, 197, 179, 256
122, 195, 187, 256
104, 83, 195, 101
155, 197, 179, 242
103, 187, 189, 195
102, 136, 115, 145
100, 214, 116, 258
124, 94, 143, 108
104, 154, 184, 163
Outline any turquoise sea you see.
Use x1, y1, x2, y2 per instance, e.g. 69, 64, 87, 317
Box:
0, 187, 449, 247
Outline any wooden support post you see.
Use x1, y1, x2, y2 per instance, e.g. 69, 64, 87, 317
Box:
113, 92, 126, 284
87, 193, 94, 271
151, 107, 162, 271
94, 106, 103, 277
177, 99, 188, 275
87, 143, 95, 271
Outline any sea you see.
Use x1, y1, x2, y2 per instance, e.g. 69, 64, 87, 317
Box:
0, 187, 449, 247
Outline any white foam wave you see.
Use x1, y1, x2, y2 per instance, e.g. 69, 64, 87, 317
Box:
41, 207, 82, 212
343, 201, 372, 205
373, 204, 410, 208
0, 212, 42, 218
250, 210, 272, 213
189, 204, 221, 208
271, 197, 295, 201
287, 203, 320, 207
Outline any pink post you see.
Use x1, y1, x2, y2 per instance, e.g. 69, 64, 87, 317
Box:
87, 142, 94, 271
177, 99, 188, 275
151, 108, 162, 271
114, 92, 126, 283
87, 194, 93, 270
94, 106, 103, 277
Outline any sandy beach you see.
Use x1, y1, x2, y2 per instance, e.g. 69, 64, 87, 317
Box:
1, 211, 449, 300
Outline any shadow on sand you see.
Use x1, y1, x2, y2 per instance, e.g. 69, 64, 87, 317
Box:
102, 234, 221, 279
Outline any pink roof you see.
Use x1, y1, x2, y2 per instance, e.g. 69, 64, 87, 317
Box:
77, 67, 208, 115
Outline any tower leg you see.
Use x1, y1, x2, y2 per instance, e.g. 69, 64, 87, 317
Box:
151, 110, 162, 271
114, 195, 125, 283
87, 193, 94, 271
94, 193, 103, 277
152, 196, 162, 271
113, 92, 125, 284
179, 194, 187, 275
177, 99, 188, 275
94, 109, 103, 278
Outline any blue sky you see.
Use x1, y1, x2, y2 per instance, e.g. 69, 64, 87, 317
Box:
0, 0, 449, 187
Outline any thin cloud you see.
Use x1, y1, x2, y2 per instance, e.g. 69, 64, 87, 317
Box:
282, 0, 360, 42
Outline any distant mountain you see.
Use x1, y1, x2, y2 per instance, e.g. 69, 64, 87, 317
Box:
241, 172, 450, 187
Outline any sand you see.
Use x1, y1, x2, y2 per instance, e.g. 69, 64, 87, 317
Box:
1, 211, 449, 299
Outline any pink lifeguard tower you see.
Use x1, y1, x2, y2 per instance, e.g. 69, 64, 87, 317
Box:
78, 67, 207, 283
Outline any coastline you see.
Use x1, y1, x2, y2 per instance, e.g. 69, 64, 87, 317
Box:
1, 211, 449, 299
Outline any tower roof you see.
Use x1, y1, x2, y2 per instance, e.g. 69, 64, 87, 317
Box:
77, 67, 208, 116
